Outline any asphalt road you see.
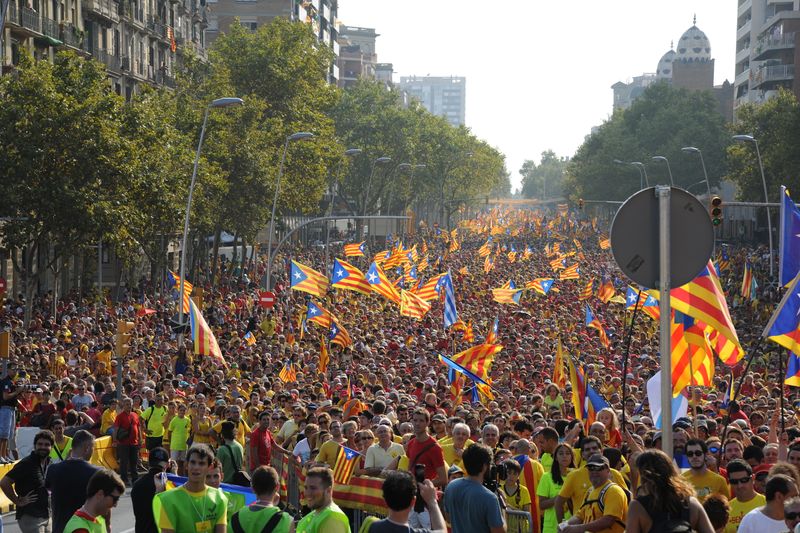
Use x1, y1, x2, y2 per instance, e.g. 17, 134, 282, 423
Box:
2, 488, 137, 533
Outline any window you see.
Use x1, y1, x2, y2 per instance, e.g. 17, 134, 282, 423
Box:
239, 18, 257, 30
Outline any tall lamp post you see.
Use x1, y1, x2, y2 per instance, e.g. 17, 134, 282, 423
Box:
733, 134, 774, 280
651, 155, 674, 186
325, 148, 362, 272
177, 97, 244, 331
613, 159, 645, 190
363, 156, 392, 242
631, 162, 649, 187
265, 131, 315, 290
680, 147, 711, 201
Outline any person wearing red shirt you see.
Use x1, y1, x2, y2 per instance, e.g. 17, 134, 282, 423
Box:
249, 410, 290, 472
113, 397, 141, 486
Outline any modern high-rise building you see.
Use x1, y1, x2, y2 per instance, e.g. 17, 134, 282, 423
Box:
734, 0, 800, 114
398, 75, 466, 126
1, 0, 208, 98
205, 0, 338, 83
336, 25, 376, 89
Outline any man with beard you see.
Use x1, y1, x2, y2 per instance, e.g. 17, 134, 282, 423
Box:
0, 430, 53, 532
682, 438, 729, 502
296, 467, 349, 532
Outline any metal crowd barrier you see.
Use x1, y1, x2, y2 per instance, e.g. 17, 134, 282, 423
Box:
506, 509, 534, 533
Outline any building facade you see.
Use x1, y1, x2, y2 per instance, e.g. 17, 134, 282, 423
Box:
398, 75, 466, 126
205, 0, 338, 83
1, 0, 208, 97
735, 0, 800, 114
336, 24, 376, 88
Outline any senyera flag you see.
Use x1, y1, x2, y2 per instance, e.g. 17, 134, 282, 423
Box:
344, 241, 367, 257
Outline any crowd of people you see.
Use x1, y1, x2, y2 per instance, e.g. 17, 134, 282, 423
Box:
0, 208, 796, 533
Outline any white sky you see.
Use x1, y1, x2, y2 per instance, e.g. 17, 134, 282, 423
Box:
339, 1, 736, 192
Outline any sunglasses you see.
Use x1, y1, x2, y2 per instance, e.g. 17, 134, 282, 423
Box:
686, 451, 705, 457
786, 512, 800, 521
108, 492, 122, 503
729, 476, 752, 485
587, 465, 607, 472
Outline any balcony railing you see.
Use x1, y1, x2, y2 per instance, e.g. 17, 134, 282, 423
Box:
20, 6, 42, 33
751, 63, 795, 87
6, 2, 19, 25
42, 16, 59, 38
59, 22, 83, 48
93, 49, 121, 71
754, 32, 796, 58
83, 0, 119, 23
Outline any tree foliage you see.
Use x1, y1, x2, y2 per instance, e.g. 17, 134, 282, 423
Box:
564, 83, 730, 201
520, 150, 569, 199
726, 89, 800, 202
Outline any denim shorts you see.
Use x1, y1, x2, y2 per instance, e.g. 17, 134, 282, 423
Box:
0, 407, 15, 440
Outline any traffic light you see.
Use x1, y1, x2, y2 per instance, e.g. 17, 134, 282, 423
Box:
710, 196, 723, 226
116, 320, 135, 357
578, 198, 584, 210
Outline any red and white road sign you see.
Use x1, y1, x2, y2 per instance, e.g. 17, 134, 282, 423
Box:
258, 291, 276, 308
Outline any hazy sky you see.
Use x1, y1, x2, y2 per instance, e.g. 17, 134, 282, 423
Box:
339, 1, 736, 192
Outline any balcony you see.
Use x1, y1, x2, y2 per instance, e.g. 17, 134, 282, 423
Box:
753, 32, 796, 60
750, 63, 795, 88
94, 49, 121, 72
20, 6, 42, 34
738, 0, 752, 18
41, 16, 59, 39
155, 70, 176, 88
5, 2, 19, 25
121, 55, 131, 71
146, 15, 167, 38
83, 0, 119, 23
737, 19, 752, 41
59, 22, 84, 49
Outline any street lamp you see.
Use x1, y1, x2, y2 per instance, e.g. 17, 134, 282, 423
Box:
733, 134, 774, 279
265, 131, 315, 290
651, 156, 674, 186
324, 148, 363, 271
630, 162, 649, 187
177, 96, 244, 331
613, 159, 645, 190
362, 156, 392, 241
680, 147, 711, 201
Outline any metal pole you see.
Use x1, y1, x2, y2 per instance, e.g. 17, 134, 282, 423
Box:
657, 185, 673, 454
178, 106, 211, 333
754, 140, 774, 280
265, 137, 291, 291
363, 160, 378, 243
98, 240, 102, 304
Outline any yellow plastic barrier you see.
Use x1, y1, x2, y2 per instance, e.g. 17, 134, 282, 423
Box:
0, 462, 15, 513
90, 436, 119, 471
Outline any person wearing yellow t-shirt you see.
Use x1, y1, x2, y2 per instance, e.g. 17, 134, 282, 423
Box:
441, 423, 473, 472
555, 437, 628, 523
141, 396, 168, 451
561, 454, 627, 533
212, 406, 251, 448
725, 459, 766, 533
100, 399, 118, 435
95, 344, 113, 372
503, 459, 532, 533
682, 439, 730, 502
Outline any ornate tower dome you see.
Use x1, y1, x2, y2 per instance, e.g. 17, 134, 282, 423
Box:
675, 15, 711, 63
656, 44, 676, 79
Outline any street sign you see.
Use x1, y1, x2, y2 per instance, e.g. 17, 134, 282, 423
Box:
610, 187, 713, 288
259, 291, 276, 308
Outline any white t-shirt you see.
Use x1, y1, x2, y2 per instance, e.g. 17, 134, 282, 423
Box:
738, 507, 786, 533
293, 438, 312, 464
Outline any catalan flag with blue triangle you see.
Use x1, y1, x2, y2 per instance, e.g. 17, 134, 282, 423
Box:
290, 260, 328, 297
764, 271, 800, 357
330, 258, 371, 295
585, 305, 611, 348
486, 317, 499, 345
780, 185, 800, 287
526, 278, 554, 295
332, 445, 360, 485
306, 300, 333, 329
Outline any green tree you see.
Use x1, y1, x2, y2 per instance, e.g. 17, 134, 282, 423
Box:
726, 89, 800, 202
0, 51, 133, 323
564, 83, 730, 202
520, 150, 569, 199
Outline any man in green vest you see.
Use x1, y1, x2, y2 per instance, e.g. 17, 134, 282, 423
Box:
228, 466, 291, 533
63, 468, 125, 533
297, 467, 350, 533
142, 395, 168, 452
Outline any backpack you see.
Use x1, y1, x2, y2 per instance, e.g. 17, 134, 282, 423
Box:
580, 482, 627, 529
646, 499, 692, 533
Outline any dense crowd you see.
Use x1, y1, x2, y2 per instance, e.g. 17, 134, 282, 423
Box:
0, 209, 797, 533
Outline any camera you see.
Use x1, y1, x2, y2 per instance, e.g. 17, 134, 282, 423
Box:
413, 464, 427, 513
482, 462, 508, 493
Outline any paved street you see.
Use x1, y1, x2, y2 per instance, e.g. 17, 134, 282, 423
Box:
2, 489, 136, 533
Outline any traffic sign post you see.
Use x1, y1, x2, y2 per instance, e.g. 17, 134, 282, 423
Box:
259, 291, 276, 309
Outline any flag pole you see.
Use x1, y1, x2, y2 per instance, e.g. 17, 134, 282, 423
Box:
620, 289, 643, 433
780, 349, 786, 435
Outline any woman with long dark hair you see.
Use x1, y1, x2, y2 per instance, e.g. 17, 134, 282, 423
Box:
627, 449, 715, 533
538, 442, 575, 533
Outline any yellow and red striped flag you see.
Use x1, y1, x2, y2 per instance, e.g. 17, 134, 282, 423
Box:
597, 278, 615, 303
451, 343, 502, 381
599, 236, 611, 250
290, 260, 329, 297
278, 361, 297, 383
478, 240, 493, 257
484, 255, 495, 273
463, 322, 474, 343
413, 273, 445, 301
579, 279, 594, 300
332, 445, 360, 485
553, 339, 567, 388
671, 311, 714, 394
188, 299, 224, 365
343, 241, 367, 257
492, 288, 521, 305
168, 270, 193, 313
367, 262, 401, 304
400, 290, 431, 319
550, 257, 565, 270
330, 258, 371, 296
560, 264, 580, 280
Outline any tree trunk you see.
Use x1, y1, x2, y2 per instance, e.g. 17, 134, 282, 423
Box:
210, 225, 222, 288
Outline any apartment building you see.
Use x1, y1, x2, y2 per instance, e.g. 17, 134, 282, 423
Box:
735, 0, 800, 113
1, 0, 208, 97
398, 75, 466, 126
336, 24, 376, 88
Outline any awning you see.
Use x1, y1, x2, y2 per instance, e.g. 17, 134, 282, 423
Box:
35, 35, 63, 47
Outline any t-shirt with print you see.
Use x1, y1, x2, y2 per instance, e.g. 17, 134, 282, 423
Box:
577, 481, 627, 533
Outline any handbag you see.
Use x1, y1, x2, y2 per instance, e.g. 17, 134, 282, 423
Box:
224, 444, 251, 487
